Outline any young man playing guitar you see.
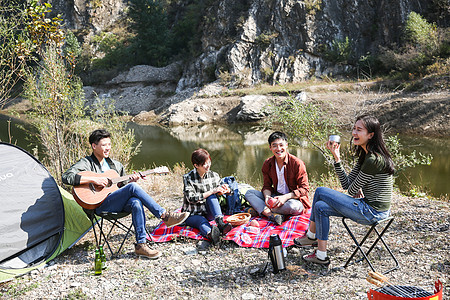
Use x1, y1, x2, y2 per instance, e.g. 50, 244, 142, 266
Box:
62, 129, 189, 259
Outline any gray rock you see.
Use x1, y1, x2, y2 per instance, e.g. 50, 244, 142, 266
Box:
107, 63, 182, 85
241, 293, 256, 300
296, 91, 307, 102
236, 95, 270, 121
197, 115, 208, 122
182, 247, 198, 256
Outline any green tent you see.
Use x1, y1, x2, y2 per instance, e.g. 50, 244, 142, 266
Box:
0, 143, 91, 283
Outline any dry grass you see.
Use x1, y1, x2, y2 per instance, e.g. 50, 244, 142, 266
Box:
138, 163, 189, 211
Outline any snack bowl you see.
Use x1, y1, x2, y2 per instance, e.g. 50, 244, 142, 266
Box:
226, 213, 251, 226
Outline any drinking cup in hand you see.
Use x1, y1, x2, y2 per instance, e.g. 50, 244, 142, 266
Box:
267, 197, 276, 209
329, 135, 341, 144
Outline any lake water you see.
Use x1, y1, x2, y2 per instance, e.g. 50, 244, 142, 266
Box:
1, 114, 449, 198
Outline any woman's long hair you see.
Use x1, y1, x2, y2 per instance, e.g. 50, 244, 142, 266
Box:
353, 115, 395, 175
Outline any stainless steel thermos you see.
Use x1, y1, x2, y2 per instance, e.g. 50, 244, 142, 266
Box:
268, 234, 286, 274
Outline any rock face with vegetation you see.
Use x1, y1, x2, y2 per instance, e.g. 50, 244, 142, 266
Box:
51, 0, 440, 88
4, 0, 447, 136
40, 0, 448, 135
51, 0, 128, 33
178, 0, 428, 89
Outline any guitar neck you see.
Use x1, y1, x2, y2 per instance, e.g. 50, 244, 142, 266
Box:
109, 168, 168, 185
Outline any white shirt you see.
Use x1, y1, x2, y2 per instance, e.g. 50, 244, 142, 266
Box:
101, 160, 111, 172
276, 163, 289, 195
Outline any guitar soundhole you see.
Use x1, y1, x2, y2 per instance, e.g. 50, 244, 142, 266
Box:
106, 178, 113, 187
89, 183, 96, 194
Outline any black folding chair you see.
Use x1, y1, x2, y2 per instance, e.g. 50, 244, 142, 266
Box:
83, 209, 135, 257
342, 216, 400, 274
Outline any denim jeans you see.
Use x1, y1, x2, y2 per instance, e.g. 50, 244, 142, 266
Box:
184, 194, 223, 237
311, 187, 390, 241
96, 182, 166, 244
244, 189, 304, 215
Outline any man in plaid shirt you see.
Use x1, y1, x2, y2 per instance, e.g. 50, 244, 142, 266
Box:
182, 148, 232, 245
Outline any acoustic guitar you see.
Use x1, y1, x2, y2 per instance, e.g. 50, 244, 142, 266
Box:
72, 166, 169, 209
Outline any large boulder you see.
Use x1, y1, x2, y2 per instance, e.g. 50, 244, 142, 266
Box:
236, 95, 270, 122
84, 62, 182, 115
107, 63, 182, 85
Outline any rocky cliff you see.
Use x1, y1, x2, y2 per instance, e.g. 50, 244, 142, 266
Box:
45, 0, 448, 128
177, 0, 433, 90
51, 0, 128, 33
52, 0, 435, 90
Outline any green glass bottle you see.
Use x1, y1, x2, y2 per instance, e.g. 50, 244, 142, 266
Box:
99, 245, 106, 270
94, 249, 102, 275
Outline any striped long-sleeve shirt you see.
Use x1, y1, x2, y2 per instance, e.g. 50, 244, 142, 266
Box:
334, 153, 393, 211
182, 168, 221, 216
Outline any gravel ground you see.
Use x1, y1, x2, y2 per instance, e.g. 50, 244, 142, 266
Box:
1, 171, 449, 300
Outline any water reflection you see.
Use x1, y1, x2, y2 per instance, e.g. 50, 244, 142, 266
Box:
129, 123, 449, 198
1, 113, 448, 198
0, 114, 35, 150
130, 123, 336, 189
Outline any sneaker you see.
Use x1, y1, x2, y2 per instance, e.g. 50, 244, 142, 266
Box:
268, 213, 284, 226
294, 235, 318, 247
302, 250, 330, 265
215, 216, 232, 235
162, 211, 190, 228
135, 243, 162, 260
244, 207, 259, 217
207, 225, 220, 245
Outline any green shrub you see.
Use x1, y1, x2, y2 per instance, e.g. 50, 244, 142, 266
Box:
255, 31, 279, 48
357, 53, 384, 79
261, 67, 274, 82
304, 0, 322, 15
323, 36, 353, 64
385, 134, 432, 176
265, 91, 339, 159
0, 0, 30, 107
128, 0, 171, 67
169, 0, 211, 58
404, 12, 438, 50
63, 31, 82, 61
23, 42, 87, 182
378, 12, 447, 76
23, 38, 140, 184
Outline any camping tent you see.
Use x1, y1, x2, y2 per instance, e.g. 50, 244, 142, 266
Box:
0, 142, 91, 282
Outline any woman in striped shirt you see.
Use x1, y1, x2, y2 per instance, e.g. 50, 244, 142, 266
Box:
295, 115, 395, 265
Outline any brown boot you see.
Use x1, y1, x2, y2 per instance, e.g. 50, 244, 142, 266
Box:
162, 211, 190, 228
135, 243, 162, 260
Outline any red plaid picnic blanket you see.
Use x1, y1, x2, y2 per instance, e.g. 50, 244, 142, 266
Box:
148, 210, 311, 248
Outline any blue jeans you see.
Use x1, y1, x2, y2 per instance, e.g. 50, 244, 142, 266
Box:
311, 187, 390, 241
95, 182, 166, 244
244, 189, 304, 215
184, 195, 224, 237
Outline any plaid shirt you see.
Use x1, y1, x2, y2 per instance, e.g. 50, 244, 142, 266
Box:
182, 168, 221, 216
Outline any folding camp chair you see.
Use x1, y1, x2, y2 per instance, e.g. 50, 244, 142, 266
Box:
342, 216, 400, 274
83, 209, 135, 257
